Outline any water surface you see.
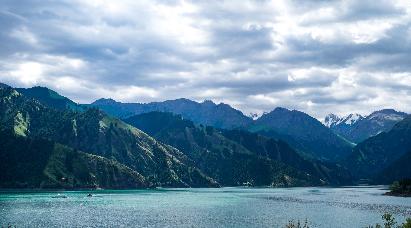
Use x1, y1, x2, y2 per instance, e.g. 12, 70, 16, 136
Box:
1, 186, 410, 227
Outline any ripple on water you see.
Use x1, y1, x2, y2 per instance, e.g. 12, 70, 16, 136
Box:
0, 187, 410, 228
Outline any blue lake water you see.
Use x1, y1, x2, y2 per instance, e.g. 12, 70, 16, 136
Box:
1, 186, 410, 227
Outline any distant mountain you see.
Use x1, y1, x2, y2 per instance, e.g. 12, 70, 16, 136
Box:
325, 109, 408, 143
89, 98, 253, 129
124, 112, 352, 186
324, 113, 364, 128
250, 107, 354, 161
89, 99, 357, 162
16, 86, 83, 111
345, 116, 411, 179
0, 86, 217, 188
0, 130, 147, 189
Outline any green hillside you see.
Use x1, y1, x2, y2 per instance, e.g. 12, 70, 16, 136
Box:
0, 130, 147, 189
0, 87, 217, 188
124, 112, 352, 186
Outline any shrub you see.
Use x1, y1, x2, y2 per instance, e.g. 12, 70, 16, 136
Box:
389, 179, 411, 194
285, 219, 310, 228
368, 213, 411, 228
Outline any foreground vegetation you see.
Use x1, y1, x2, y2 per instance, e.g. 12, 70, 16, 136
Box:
367, 213, 411, 228
284, 214, 411, 228
285, 219, 310, 228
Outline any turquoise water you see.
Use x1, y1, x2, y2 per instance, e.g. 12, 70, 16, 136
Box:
1, 186, 410, 227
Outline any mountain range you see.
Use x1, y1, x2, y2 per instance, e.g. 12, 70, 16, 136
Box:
0, 86, 217, 188
91, 99, 354, 162
124, 112, 351, 186
1, 83, 410, 188
90, 98, 253, 129
324, 110, 408, 143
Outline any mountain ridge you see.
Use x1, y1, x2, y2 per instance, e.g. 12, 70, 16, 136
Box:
90, 97, 356, 161
124, 111, 352, 186
325, 109, 408, 143
4, 84, 410, 186
16, 86, 83, 111
250, 107, 354, 161
0, 86, 218, 188
0, 130, 148, 189
89, 97, 253, 129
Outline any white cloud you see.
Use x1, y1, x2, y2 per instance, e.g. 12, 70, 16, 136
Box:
1, 0, 411, 119
112, 85, 159, 101
9, 62, 44, 86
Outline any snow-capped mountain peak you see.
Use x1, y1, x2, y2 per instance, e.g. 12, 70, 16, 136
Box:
341, 113, 363, 125
323, 113, 341, 127
248, 112, 261, 120
325, 109, 407, 143
323, 113, 364, 128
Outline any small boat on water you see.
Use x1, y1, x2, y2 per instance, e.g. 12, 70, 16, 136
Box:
51, 194, 67, 198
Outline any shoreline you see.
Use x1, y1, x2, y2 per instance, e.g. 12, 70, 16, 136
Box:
0, 185, 390, 193
384, 191, 411, 197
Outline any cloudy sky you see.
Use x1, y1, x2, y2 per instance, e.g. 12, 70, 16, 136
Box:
1, 0, 411, 119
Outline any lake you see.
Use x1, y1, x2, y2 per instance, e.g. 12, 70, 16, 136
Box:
1, 186, 410, 227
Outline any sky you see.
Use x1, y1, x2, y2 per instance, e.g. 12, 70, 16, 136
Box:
1, 0, 411, 119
